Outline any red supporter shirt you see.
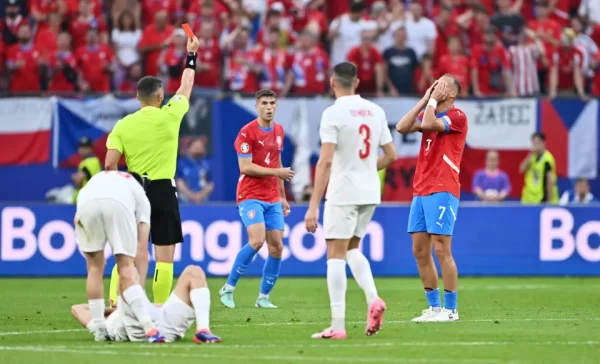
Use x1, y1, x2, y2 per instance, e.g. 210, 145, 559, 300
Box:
434, 23, 460, 58
65, 0, 102, 17
139, 24, 174, 77
31, 0, 60, 29
162, 48, 186, 93
254, 47, 291, 93
76, 45, 113, 92
69, 16, 108, 49
528, 18, 561, 69
437, 54, 470, 92
346, 45, 383, 94
234, 120, 285, 204
143, 0, 178, 22
291, 9, 328, 34
549, 0, 570, 26
34, 27, 58, 55
413, 108, 468, 198
554, 46, 584, 90
227, 48, 259, 93
290, 47, 329, 95
470, 43, 510, 95
6, 44, 42, 92
255, 29, 295, 47
49, 51, 78, 92
195, 38, 222, 88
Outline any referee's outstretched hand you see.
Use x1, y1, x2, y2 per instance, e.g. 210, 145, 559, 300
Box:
187, 35, 200, 53
276, 167, 295, 181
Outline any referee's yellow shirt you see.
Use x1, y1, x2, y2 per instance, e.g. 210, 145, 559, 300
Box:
106, 95, 189, 180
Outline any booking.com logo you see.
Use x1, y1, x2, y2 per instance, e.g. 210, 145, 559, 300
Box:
539, 208, 600, 262
0, 207, 385, 275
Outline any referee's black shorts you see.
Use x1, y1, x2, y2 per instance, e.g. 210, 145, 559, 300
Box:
132, 173, 184, 246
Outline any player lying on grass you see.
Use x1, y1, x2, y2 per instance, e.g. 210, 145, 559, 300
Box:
71, 265, 221, 343
396, 75, 468, 322
75, 170, 163, 342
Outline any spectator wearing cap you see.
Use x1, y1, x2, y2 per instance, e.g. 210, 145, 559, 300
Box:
5, 22, 43, 93
72, 136, 102, 203
559, 178, 598, 205
176, 138, 214, 204
111, 10, 142, 90
404, 1, 437, 60
456, 5, 491, 49
548, 28, 588, 100
527, 1, 561, 96
383, 25, 418, 95
437, 36, 469, 96
491, 0, 525, 46
68, 0, 109, 50
507, 28, 545, 97
282, 29, 329, 96
138, 10, 174, 77
76, 28, 114, 92
256, 7, 295, 48
470, 25, 512, 97
347, 25, 385, 96
48, 31, 79, 93
328, 0, 368, 69
1, 0, 29, 47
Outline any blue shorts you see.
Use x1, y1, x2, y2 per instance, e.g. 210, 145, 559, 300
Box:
238, 199, 285, 231
407, 192, 459, 236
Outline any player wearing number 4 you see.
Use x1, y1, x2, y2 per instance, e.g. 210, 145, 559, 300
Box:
396, 75, 468, 322
305, 62, 397, 339
219, 89, 295, 309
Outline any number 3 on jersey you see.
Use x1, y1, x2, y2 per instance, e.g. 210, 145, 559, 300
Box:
359, 124, 371, 159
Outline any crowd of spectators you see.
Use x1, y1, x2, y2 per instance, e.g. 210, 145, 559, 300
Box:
1, 0, 599, 98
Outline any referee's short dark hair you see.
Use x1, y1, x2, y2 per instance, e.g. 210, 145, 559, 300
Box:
332, 62, 357, 89
137, 76, 163, 99
532, 132, 546, 142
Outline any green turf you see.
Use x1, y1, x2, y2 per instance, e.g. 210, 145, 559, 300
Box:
0, 277, 599, 364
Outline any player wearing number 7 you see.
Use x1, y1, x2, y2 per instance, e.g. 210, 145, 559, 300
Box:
305, 62, 397, 339
396, 74, 468, 322
219, 89, 295, 309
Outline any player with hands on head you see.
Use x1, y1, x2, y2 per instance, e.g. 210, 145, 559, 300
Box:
305, 62, 397, 339
219, 89, 294, 309
396, 74, 468, 322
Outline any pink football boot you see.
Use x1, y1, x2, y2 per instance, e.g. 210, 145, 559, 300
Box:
366, 297, 386, 336
311, 328, 347, 339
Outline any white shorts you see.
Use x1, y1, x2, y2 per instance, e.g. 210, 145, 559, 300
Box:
158, 293, 195, 342
323, 204, 377, 240
75, 199, 137, 257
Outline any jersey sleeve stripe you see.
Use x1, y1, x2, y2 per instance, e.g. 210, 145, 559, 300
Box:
237, 154, 252, 158
442, 115, 451, 133
443, 154, 460, 173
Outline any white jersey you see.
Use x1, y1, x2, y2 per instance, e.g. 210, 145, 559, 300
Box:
320, 95, 393, 205
77, 171, 150, 225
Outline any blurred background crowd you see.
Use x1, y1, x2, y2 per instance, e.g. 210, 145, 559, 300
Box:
1, 0, 599, 98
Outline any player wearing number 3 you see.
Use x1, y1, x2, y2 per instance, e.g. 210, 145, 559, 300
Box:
397, 74, 468, 322
220, 89, 295, 309
305, 62, 397, 339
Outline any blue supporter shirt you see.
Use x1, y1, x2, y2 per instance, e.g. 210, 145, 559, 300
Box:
176, 156, 212, 203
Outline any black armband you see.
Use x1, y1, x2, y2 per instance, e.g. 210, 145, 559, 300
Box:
185, 52, 197, 70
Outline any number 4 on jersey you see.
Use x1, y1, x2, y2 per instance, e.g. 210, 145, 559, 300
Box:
359, 124, 371, 159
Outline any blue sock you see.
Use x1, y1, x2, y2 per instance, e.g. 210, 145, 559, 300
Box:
226, 244, 258, 288
444, 290, 457, 310
425, 288, 441, 308
259, 255, 282, 296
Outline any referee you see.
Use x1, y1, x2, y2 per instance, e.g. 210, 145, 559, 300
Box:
104, 34, 201, 304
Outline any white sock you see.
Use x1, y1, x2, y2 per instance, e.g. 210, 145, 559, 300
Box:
88, 299, 106, 324
190, 287, 211, 331
122, 284, 155, 333
346, 249, 379, 304
327, 259, 347, 331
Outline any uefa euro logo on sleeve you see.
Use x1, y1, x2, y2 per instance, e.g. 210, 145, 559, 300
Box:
240, 143, 249, 153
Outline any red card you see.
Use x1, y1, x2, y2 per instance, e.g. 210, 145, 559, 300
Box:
181, 23, 194, 38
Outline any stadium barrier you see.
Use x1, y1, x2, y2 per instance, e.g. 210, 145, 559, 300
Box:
0, 203, 599, 277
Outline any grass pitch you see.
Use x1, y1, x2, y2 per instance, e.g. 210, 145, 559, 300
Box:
0, 277, 599, 364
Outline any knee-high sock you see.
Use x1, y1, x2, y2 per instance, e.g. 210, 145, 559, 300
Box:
152, 262, 173, 304
346, 249, 378, 304
259, 255, 281, 296
226, 244, 258, 289
190, 287, 211, 331
327, 259, 347, 331
108, 264, 119, 304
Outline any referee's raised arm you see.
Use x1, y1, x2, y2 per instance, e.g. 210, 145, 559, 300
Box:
103, 33, 201, 305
